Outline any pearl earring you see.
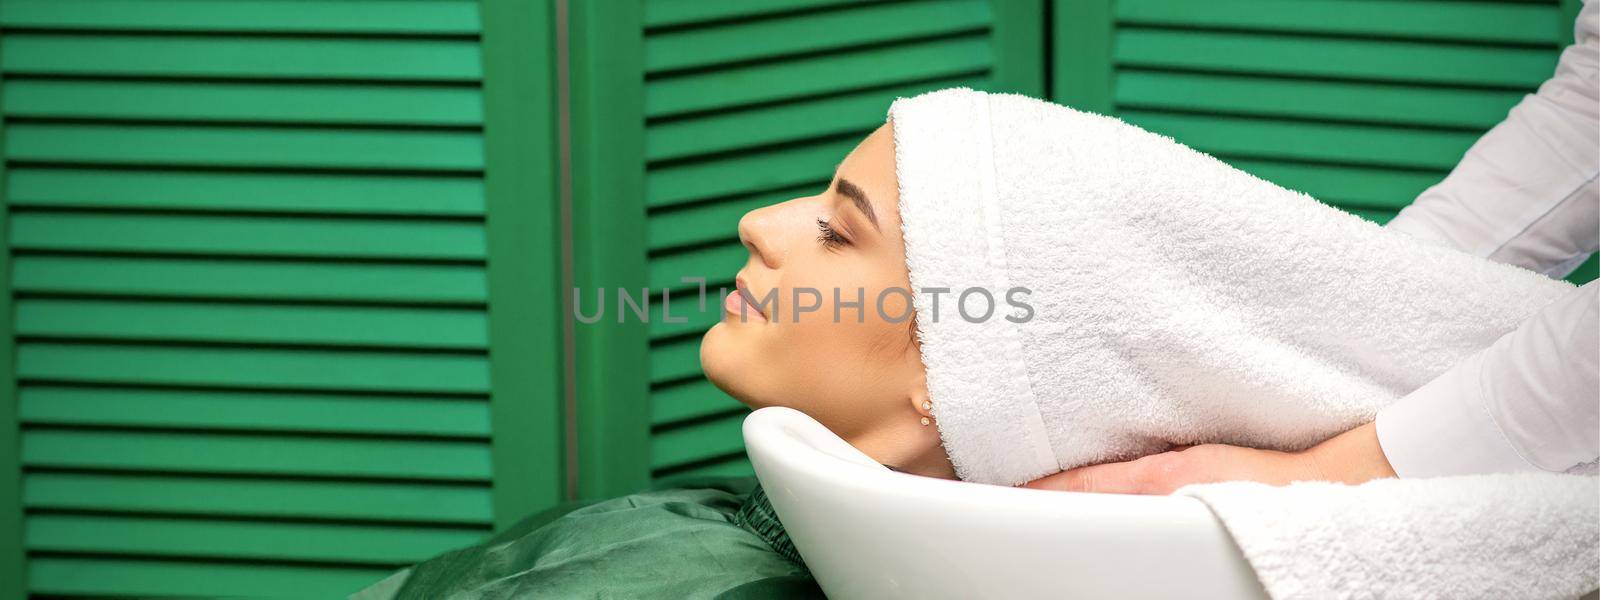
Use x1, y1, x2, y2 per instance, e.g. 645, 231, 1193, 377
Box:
920, 416, 931, 426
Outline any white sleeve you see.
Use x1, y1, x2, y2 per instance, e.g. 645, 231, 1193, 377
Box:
1384, 0, 1599, 278
1375, 282, 1599, 477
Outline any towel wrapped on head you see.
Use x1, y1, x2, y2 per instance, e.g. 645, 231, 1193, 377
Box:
889, 87, 1573, 486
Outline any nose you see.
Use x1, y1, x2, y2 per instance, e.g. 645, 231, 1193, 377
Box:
737, 203, 783, 270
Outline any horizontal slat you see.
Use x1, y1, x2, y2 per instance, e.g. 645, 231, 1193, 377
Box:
1117, 0, 1561, 45
646, 76, 981, 162
654, 455, 755, 483
1115, 29, 1557, 88
12, 255, 487, 303
647, 185, 804, 251
651, 411, 747, 469
650, 336, 705, 384
7, 124, 483, 171
17, 299, 487, 349
0, 0, 480, 34
24, 472, 491, 523
646, 34, 992, 117
1, 34, 482, 81
644, 0, 882, 28
1121, 110, 1479, 170
3, 79, 483, 126
17, 343, 491, 393
22, 429, 491, 480
8, 168, 485, 216
18, 385, 489, 437
649, 243, 744, 291
645, 0, 990, 73
647, 138, 847, 208
29, 556, 394, 599
648, 287, 724, 339
1115, 70, 1525, 130
11, 212, 486, 260
1228, 159, 1443, 210
651, 378, 743, 426
27, 514, 483, 564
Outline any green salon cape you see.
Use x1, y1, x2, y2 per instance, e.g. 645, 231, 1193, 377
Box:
351, 477, 822, 599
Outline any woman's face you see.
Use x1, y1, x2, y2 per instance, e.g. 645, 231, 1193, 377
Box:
700, 123, 934, 444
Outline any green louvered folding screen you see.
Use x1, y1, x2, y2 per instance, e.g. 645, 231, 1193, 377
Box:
568, 0, 1043, 494
0, 0, 565, 597
1054, 0, 1597, 283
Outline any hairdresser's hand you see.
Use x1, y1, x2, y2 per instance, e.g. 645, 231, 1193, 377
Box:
1020, 422, 1397, 495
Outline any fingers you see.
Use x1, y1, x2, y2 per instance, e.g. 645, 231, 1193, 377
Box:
1022, 457, 1163, 495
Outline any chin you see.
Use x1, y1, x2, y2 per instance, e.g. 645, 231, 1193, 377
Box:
700, 323, 764, 409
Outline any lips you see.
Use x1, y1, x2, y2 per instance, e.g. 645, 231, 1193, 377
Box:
727, 276, 769, 322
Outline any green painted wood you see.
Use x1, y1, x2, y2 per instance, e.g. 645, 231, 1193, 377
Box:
649, 244, 744, 292
22, 429, 492, 480
1115, 71, 1527, 130
9, 168, 485, 216
570, 0, 654, 501
12, 256, 487, 303
16, 299, 488, 349
26, 514, 484, 564
651, 379, 743, 427
645, 0, 991, 73
30, 557, 393, 599
1, 34, 482, 81
1121, 110, 1481, 171
989, 0, 1044, 95
24, 473, 492, 524
646, 34, 993, 118
0, 0, 480, 34
0, 61, 23, 600
1052, 0, 1114, 112
7, 124, 484, 171
654, 455, 754, 486
647, 184, 814, 251
646, 76, 984, 162
643, 0, 882, 28
649, 336, 706, 385
480, 0, 567, 526
11, 212, 486, 260
18, 386, 489, 437
650, 411, 746, 470
648, 288, 725, 340
1117, 0, 1562, 45
3, 80, 483, 126
1114, 29, 1558, 88
647, 137, 855, 208
17, 343, 490, 393
0, 1, 515, 594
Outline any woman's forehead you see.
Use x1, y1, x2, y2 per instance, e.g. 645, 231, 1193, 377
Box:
837, 123, 900, 229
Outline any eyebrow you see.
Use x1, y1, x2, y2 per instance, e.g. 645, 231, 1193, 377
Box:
836, 178, 880, 231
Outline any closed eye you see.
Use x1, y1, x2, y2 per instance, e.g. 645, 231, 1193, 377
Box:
816, 218, 850, 250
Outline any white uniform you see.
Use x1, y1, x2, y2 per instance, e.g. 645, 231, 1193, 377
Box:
1376, 0, 1600, 477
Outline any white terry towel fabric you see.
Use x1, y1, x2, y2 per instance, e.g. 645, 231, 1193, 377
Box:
1176, 473, 1599, 600
888, 88, 1597, 598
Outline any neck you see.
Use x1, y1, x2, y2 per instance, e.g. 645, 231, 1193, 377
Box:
846, 419, 958, 480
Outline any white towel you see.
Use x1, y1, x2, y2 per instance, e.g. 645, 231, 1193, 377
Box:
1176, 473, 1599, 600
889, 88, 1597, 598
